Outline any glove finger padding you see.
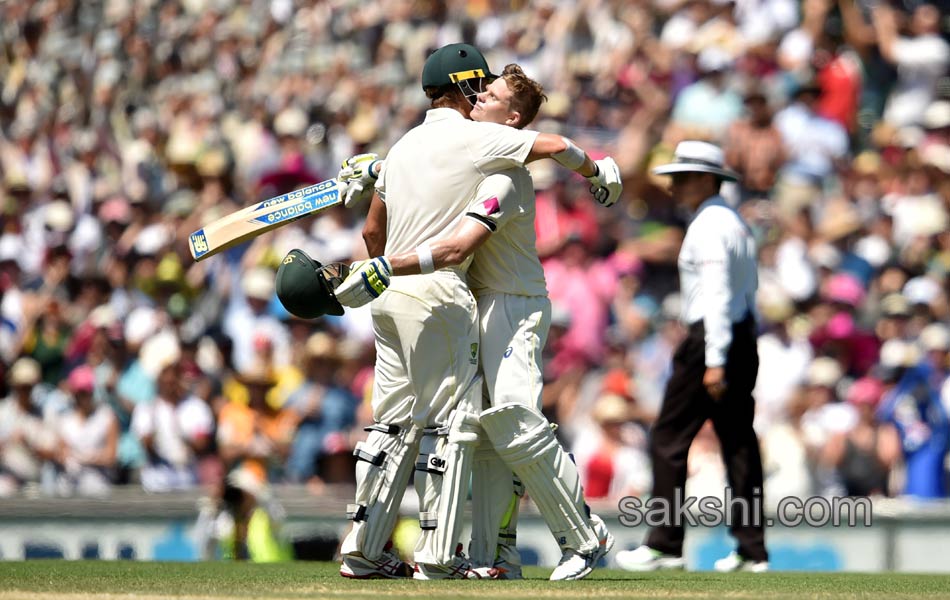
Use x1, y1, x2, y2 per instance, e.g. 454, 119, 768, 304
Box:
335, 257, 392, 308
337, 153, 381, 208
588, 157, 622, 207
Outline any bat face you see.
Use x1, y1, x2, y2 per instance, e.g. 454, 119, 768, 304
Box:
189, 179, 342, 261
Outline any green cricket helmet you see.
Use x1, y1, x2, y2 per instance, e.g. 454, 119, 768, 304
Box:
275, 249, 349, 319
421, 43, 496, 98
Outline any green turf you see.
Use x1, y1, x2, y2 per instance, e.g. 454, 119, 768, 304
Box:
1, 561, 950, 600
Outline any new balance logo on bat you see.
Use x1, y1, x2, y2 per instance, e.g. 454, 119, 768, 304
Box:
190, 231, 209, 258
252, 189, 339, 225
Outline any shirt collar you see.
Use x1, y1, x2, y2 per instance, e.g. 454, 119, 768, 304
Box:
697, 195, 727, 212
424, 107, 467, 123
689, 194, 728, 222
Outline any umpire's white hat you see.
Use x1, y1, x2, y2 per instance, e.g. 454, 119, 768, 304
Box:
652, 141, 740, 182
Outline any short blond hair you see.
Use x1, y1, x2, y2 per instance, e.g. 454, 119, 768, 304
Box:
501, 64, 546, 129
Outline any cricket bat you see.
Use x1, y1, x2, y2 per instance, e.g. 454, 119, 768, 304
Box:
188, 178, 343, 261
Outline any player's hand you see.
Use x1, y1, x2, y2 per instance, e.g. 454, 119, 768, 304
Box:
704, 367, 727, 401
337, 153, 381, 208
334, 256, 392, 307
586, 157, 622, 207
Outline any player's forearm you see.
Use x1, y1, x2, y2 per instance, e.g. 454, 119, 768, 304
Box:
528, 134, 598, 178
387, 241, 467, 275
362, 194, 387, 256
386, 219, 491, 275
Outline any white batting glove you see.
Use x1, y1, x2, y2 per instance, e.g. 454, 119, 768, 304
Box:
337, 153, 381, 208
333, 256, 392, 308
586, 157, 622, 207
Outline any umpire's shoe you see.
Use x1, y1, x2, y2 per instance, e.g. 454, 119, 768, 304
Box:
549, 513, 616, 581
340, 542, 413, 579
615, 545, 686, 572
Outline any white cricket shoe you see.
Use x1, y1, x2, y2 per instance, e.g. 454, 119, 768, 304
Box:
413, 545, 505, 580
615, 545, 686, 572
713, 551, 769, 573
340, 542, 413, 579
549, 514, 616, 581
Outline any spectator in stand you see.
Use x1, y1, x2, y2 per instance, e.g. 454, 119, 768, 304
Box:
132, 334, 214, 492
544, 235, 613, 368
223, 267, 291, 374
48, 365, 118, 497
797, 356, 856, 495
574, 393, 651, 501
724, 85, 787, 203
822, 376, 900, 497
773, 77, 849, 209
761, 391, 815, 502
0, 358, 57, 497
753, 289, 813, 432
217, 363, 297, 484
285, 332, 357, 485
872, 3, 949, 129
877, 340, 950, 499
669, 48, 743, 142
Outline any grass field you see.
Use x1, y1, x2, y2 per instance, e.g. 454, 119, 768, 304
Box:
2, 561, 950, 600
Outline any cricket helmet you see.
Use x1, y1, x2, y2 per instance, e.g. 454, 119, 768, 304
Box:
421, 43, 497, 90
275, 249, 349, 319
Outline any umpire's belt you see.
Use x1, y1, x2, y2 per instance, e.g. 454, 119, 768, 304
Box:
688, 311, 756, 336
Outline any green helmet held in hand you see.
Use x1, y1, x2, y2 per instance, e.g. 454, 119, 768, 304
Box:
275, 249, 349, 319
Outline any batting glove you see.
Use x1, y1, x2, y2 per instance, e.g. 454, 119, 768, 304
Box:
334, 256, 393, 308
586, 157, 623, 207
337, 153, 382, 208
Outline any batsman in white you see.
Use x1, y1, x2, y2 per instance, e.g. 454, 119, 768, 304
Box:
336, 63, 622, 581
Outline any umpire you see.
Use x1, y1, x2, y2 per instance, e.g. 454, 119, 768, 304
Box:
617, 141, 768, 573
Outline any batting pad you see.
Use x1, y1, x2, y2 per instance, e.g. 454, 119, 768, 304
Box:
469, 437, 520, 567
413, 407, 481, 565
480, 403, 599, 555
340, 424, 419, 561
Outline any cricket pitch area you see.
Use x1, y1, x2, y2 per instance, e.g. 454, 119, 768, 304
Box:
2, 561, 949, 600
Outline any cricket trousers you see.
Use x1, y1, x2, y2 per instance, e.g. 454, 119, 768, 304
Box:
645, 313, 768, 562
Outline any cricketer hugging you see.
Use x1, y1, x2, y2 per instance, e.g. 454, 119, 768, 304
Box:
194, 43, 624, 581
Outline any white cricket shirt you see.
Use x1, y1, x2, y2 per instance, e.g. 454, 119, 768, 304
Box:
678, 195, 758, 367
376, 108, 539, 266
465, 169, 548, 297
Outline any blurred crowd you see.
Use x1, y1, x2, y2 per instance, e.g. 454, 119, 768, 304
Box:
1, 0, 949, 506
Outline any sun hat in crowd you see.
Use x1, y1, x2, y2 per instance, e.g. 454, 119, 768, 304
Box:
923, 100, 950, 130
45, 201, 75, 233
306, 331, 341, 360
806, 357, 843, 388
9, 357, 41, 387
903, 276, 941, 306
67, 365, 96, 393
920, 323, 950, 352
879, 293, 911, 319
817, 199, 863, 242
242, 266, 276, 302
846, 377, 884, 407
592, 393, 632, 425
651, 141, 740, 182
822, 272, 866, 307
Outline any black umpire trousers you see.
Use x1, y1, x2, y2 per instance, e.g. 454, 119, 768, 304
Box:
644, 313, 768, 561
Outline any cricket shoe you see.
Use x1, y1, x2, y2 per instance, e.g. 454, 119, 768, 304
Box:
615, 545, 686, 572
549, 513, 616, 581
413, 545, 505, 580
340, 542, 413, 579
492, 545, 523, 580
714, 551, 769, 573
